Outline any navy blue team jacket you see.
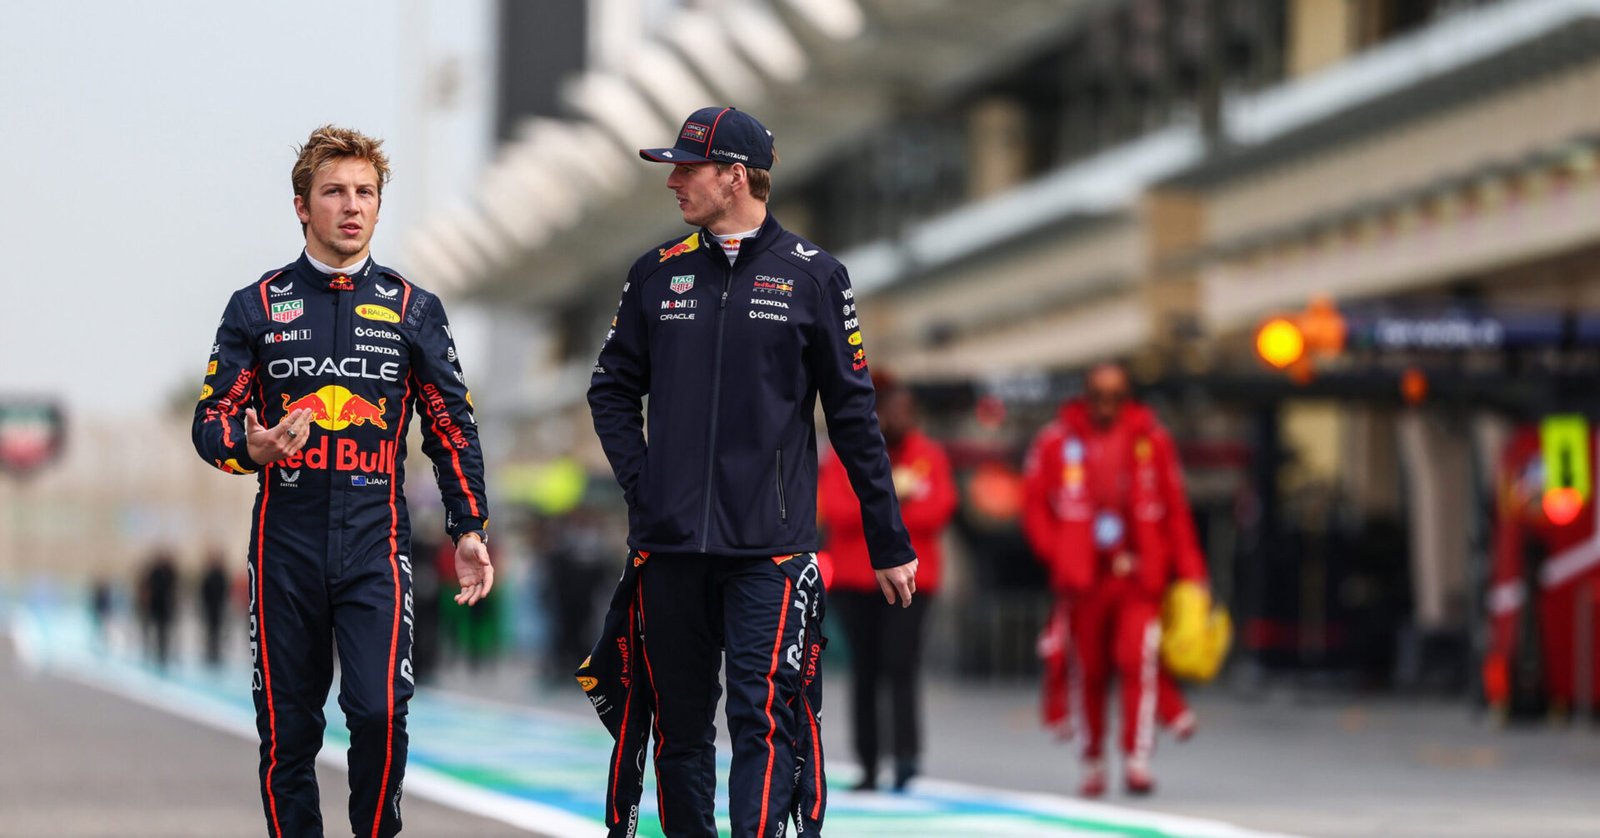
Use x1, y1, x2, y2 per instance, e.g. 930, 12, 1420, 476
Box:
588, 214, 914, 568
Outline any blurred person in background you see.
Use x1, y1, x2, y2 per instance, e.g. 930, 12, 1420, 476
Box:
199, 550, 230, 667
409, 535, 443, 684
818, 370, 957, 792
139, 549, 178, 668
191, 125, 493, 838
537, 510, 610, 680
90, 575, 114, 649
583, 106, 918, 837
1023, 362, 1206, 797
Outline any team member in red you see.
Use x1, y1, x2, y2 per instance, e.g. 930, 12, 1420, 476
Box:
819, 372, 958, 792
1023, 363, 1206, 796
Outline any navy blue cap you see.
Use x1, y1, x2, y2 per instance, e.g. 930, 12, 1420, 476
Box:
639, 106, 774, 170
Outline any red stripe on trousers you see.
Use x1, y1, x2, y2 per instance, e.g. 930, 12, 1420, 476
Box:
369, 380, 410, 837
757, 578, 794, 836
256, 470, 284, 836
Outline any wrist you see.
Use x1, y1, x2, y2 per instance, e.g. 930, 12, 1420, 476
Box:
454, 530, 487, 547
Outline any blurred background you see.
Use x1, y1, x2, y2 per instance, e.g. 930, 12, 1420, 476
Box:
4, 1, 1600, 836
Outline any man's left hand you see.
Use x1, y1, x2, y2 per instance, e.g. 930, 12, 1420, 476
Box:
453, 534, 494, 606
875, 558, 919, 608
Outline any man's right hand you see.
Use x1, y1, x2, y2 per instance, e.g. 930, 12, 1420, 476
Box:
245, 407, 313, 465
875, 557, 919, 608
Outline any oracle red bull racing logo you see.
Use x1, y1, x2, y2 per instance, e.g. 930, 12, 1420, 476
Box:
281, 385, 388, 431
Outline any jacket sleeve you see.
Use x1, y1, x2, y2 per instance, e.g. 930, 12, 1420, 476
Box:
1020, 427, 1059, 566
587, 266, 651, 515
898, 441, 959, 535
1152, 427, 1207, 583
192, 293, 263, 475
810, 265, 914, 570
409, 294, 489, 541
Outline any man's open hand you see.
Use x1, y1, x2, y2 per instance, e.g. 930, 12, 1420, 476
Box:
875, 558, 919, 608
245, 407, 312, 465
453, 534, 494, 606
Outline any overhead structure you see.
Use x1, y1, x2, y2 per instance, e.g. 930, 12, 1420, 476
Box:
402, 0, 1099, 304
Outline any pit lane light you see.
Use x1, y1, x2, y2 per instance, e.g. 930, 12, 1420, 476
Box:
1540, 414, 1590, 527
1253, 297, 1346, 371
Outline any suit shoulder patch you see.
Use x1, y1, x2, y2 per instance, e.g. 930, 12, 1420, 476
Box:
656, 232, 701, 263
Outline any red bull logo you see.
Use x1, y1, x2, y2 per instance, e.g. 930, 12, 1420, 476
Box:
281, 437, 398, 474
337, 395, 388, 429
657, 232, 701, 263
280, 385, 388, 431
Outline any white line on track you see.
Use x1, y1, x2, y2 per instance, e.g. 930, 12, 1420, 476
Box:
9, 612, 606, 838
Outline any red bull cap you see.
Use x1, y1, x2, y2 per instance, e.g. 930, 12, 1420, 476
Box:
640, 107, 774, 170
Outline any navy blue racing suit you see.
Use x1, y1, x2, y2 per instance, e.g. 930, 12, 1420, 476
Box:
586, 214, 914, 837
193, 253, 487, 838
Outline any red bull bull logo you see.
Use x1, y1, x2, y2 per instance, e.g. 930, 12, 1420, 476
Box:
281, 392, 332, 422
657, 232, 701, 263
280, 385, 388, 431
337, 395, 388, 429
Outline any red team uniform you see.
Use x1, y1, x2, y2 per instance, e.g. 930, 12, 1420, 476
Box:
1024, 396, 1206, 791
819, 427, 958, 789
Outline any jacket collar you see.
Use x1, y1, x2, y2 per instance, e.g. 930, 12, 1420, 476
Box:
698, 211, 783, 267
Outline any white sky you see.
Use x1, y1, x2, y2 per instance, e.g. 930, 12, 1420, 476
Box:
0, 1, 493, 419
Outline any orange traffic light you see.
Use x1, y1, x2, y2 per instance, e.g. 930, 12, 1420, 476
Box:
1543, 487, 1584, 526
1254, 296, 1347, 372
1256, 318, 1305, 369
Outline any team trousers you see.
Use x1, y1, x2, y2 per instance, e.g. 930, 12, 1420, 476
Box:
638, 552, 824, 837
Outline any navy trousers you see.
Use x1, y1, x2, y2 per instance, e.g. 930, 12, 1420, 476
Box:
637, 552, 825, 838
248, 539, 414, 838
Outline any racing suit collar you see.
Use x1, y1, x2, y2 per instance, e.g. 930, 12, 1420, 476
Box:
699, 211, 782, 267
294, 251, 378, 290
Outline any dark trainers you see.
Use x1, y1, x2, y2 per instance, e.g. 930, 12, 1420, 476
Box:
892, 759, 919, 792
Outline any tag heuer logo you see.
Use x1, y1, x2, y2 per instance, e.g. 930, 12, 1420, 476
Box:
270, 300, 304, 323
669, 275, 695, 294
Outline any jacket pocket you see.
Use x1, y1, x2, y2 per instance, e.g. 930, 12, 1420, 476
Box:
776, 449, 788, 522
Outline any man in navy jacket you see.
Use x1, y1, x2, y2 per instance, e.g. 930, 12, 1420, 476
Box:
587, 106, 917, 837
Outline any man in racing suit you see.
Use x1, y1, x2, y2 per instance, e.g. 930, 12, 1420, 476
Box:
585, 106, 918, 837
1023, 363, 1206, 797
192, 125, 492, 838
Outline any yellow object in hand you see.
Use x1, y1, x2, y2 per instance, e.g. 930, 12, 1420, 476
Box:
1160, 580, 1232, 683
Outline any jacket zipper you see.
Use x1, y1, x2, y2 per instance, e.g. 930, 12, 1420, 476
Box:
698, 250, 731, 553
330, 284, 349, 572
776, 448, 787, 522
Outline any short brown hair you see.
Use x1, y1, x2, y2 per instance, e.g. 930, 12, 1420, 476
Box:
291, 125, 391, 203
718, 145, 777, 201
